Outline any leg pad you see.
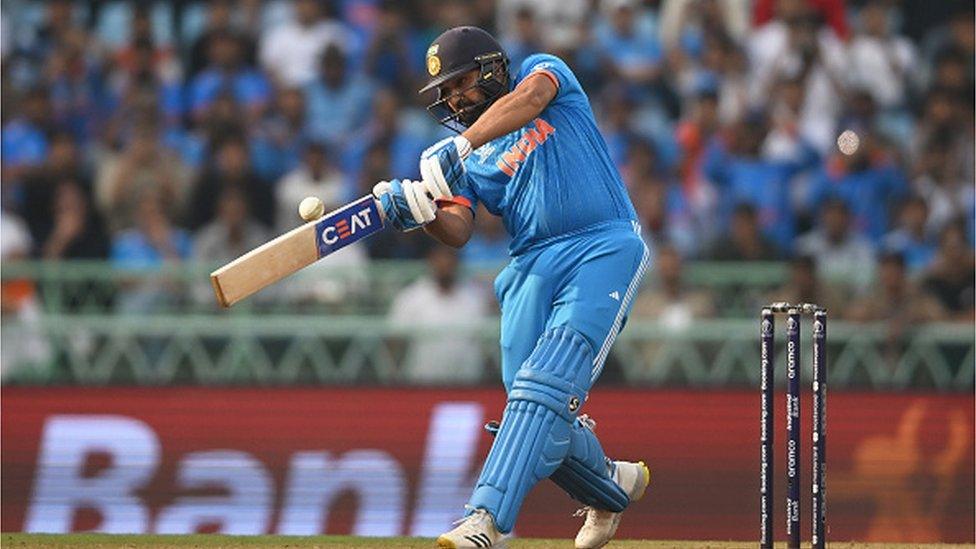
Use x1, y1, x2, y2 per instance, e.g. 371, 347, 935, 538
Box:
468, 327, 594, 533
549, 418, 629, 512
485, 417, 630, 512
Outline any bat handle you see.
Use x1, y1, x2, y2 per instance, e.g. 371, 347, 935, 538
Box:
372, 197, 388, 222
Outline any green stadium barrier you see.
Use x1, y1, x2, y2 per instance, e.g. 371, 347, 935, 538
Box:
2, 261, 970, 389
0, 260, 787, 317
1, 315, 971, 390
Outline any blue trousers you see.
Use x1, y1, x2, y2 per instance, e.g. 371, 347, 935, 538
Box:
495, 221, 649, 391
467, 221, 649, 532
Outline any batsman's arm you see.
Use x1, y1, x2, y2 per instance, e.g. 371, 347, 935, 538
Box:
424, 202, 474, 248
462, 72, 557, 149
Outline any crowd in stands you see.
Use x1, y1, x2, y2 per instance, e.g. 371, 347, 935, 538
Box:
1, 0, 973, 325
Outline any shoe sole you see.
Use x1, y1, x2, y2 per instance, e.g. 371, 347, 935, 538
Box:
438, 535, 505, 548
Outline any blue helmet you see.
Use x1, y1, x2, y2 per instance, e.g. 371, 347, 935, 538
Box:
419, 26, 509, 131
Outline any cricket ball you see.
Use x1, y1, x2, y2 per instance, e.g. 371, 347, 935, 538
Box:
298, 196, 325, 221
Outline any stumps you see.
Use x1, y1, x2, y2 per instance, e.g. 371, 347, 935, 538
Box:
759, 303, 827, 549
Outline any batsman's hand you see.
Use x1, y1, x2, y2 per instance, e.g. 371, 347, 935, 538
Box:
419, 135, 472, 199
372, 179, 437, 232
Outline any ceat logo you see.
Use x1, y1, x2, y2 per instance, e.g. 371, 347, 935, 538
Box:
321, 208, 374, 246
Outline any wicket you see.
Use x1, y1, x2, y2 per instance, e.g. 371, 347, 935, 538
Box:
760, 302, 827, 549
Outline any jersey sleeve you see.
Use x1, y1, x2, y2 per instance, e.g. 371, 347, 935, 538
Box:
517, 54, 585, 105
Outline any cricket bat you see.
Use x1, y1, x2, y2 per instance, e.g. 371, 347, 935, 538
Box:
210, 195, 384, 307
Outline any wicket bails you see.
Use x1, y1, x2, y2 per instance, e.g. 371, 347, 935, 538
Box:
759, 303, 827, 549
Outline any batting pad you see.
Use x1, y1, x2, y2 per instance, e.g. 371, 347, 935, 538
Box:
485, 416, 631, 513
468, 327, 593, 533
548, 418, 629, 512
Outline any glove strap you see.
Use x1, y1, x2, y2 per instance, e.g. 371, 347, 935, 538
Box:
453, 135, 472, 161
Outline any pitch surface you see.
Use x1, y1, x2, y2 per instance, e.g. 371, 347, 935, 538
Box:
3, 534, 972, 548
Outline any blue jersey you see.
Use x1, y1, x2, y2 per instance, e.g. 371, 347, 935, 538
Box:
454, 54, 637, 256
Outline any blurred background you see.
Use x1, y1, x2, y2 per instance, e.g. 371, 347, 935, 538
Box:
0, 0, 973, 544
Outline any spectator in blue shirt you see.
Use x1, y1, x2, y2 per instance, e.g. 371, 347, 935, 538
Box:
343, 88, 428, 192
362, 2, 420, 90
806, 140, 908, 246
106, 35, 184, 128
599, 86, 640, 172
94, 1, 173, 53
15, 0, 75, 75
703, 113, 819, 252
883, 195, 937, 276
305, 44, 374, 151
632, 171, 701, 259
2, 91, 51, 179
250, 88, 310, 183
111, 190, 192, 313
188, 30, 271, 125
595, 0, 663, 93
46, 25, 109, 144
500, 7, 543, 72
111, 194, 191, 267
112, 191, 192, 269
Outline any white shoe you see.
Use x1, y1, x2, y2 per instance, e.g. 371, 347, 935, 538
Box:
436, 506, 505, 548
574, 460, 651, 549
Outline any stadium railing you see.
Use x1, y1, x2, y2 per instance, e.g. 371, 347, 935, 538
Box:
0, 260, 787, 317
2, 260, 971, 390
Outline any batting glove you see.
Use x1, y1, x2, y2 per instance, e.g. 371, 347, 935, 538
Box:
373, 179, 437, 232
419, 135, 472, 199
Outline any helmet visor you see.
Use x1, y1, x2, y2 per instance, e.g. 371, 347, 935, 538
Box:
422, 52, 508, 132
427, 90, 494, 132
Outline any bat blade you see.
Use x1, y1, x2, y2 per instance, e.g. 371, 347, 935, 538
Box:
210, 195, 384, 307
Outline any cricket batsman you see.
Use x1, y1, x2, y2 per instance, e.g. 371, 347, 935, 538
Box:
371, 26, 651, 548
